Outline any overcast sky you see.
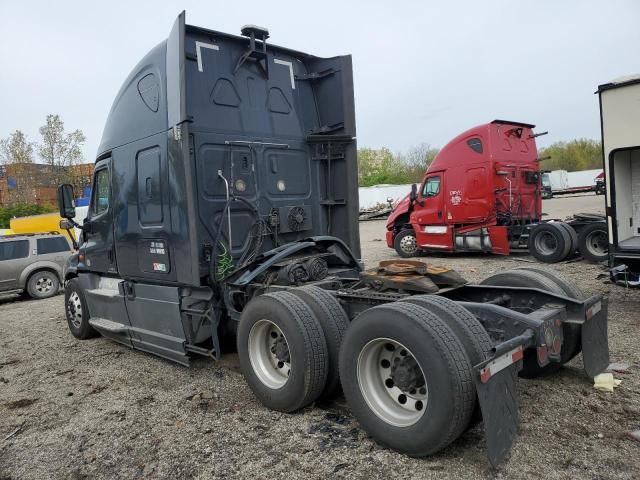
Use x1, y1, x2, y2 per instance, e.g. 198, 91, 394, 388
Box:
1, 0, 639, 161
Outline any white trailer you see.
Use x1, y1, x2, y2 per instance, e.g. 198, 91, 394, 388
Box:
598, 74, 640, 285
546, 169, 602, 195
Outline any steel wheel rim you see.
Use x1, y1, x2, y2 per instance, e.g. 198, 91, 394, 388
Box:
67, 291, 83, 328
534, 231, 558, 256
248, 319, 291, 389
586, 230, 608, 256
399, 234, 417, 255
357, 338, 428, 427
36, 276, 53, 293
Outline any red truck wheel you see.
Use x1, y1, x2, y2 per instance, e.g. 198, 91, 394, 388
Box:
394, 229, 420, 258
578, 223, 608, 263
528, 223, 571, 263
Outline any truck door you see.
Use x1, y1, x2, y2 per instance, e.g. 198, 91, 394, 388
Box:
82, 159, 116, 274
416, 173, 445, 224
413, 173, 452, 249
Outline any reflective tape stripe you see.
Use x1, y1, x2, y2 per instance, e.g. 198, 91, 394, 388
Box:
586, 301, 602, 321
480, 346, 524, 384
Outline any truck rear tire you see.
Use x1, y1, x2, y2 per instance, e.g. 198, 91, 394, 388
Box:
339, 302, 474, 456
513, 266, 585, 300
558, 222, 578, 258
65, 278, 98, 339
528, 223, 571, 263
400, 295, 491, 366
394, 229, 419, 258
480, 269, 581, 378
237, 291, 329, 413
400, 295, 491, 426
578, 222, 608, 263
290, 286, 349, 400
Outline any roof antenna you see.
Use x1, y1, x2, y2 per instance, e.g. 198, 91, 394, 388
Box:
234, 25, 270, 78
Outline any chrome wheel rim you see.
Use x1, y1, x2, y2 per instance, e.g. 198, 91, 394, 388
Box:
399, 234, 417, 255
67, 291, 83, 328
534, 231, 558, 256
585, 230, 608, 257
36, 276, 53, 294
357, 338, 428, 427
248, 319, 291, 389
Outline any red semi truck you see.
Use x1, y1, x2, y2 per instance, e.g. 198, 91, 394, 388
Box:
386, 120, 608, 262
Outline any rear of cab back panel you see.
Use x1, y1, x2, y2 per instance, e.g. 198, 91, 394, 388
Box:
97, 12, 360, 287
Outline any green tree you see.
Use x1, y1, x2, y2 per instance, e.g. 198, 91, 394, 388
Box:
0, 130, 34, 165
358, 143, 439, 186
37, 114, 86, 186
539, 139, 602, 171
0, 130, 37, 204
398, 142, 439, 183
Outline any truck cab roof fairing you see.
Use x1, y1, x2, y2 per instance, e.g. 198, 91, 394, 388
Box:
97, 41, 169, 156
96, 11, 335, 158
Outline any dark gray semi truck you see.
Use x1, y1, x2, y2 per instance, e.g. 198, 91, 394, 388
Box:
57, 12, 610, 466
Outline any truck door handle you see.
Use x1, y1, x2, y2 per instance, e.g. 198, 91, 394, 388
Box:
438, 211, 443, 219
108, 249, 114, 263
124, 281, 135, 300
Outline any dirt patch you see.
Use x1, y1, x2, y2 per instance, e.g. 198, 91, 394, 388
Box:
3, 399, 38, 410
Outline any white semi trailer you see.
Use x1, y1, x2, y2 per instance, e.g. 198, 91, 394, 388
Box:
597, 75, 640, 285
545, 169, 603, 196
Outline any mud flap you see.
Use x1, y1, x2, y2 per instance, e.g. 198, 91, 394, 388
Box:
581, 297, 610, 377
474, 347, 523, 467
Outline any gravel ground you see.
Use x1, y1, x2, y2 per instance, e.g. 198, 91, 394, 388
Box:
1, 193, 639, 480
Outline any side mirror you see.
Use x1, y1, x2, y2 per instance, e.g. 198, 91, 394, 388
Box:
409, 184, 418, 202
59, 219, 73, 230
59, 218, 79, 250
57, 184, 76, 219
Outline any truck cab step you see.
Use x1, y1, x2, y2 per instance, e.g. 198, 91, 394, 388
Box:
86, 288, 121, 298
88, 318, 128, 333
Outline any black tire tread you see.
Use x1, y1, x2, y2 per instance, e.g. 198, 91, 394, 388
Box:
65, 278, 98, 339
269, 291, 329, 410
558, 222, 578, 258
480, 269, 581, 376
239, 291, 329, 412
292, 286, 349, 399
514, 266, 585, 299
401, 295, 492, 365
529, 223, 571, 263
577, 222, 608, 263
358, 301, 474, 453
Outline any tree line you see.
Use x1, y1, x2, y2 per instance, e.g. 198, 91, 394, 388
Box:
357, 138, 603, 187
0, 114, 86, 203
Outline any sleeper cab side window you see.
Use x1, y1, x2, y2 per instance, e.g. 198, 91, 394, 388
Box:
467, 138, 483, 154
0, 240, 29, 261
92, 168, 110, 216
422, 176, 441, 197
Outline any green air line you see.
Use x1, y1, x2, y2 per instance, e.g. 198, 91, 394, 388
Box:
215, 242, 234, 281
